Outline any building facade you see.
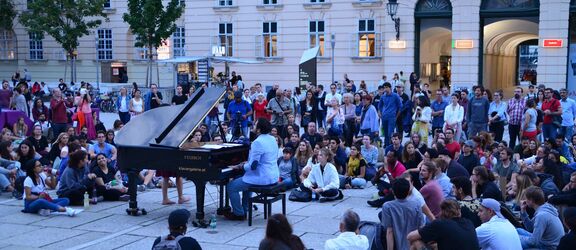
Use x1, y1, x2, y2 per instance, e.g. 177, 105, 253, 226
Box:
0, 0, 575, 94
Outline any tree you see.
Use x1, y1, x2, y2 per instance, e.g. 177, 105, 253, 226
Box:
0, 0, 16, 30
20, 0, 107, 83
123, 0, 183, 87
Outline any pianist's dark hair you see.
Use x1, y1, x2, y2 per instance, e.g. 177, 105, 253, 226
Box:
256, 118, 272, 134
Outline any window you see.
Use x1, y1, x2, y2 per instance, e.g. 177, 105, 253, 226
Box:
29, 32, 43, 60
173, 27, 185, 57
0, 30, 16, 60
97, 29, 112, 60
262, 22, 278, 57
263, 0, 278, 4
219, 23, 233, 57
218, 0, 233, 6
358, 19, 375, 57
104, 0, 111, 8
309, 20, 325, 56
310, 0, 325, 2
179, 0, 186, 7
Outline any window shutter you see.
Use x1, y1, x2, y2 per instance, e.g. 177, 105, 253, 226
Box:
349, 33, 358, 57
255, 35, 262, 58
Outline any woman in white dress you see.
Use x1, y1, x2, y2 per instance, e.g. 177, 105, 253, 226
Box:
129, 89, 144, 116
444, 93, 464, 142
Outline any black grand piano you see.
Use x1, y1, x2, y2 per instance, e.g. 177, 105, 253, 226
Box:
115, 87, 249, 227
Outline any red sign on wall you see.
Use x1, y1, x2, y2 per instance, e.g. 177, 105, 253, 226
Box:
543, 39, 563, 48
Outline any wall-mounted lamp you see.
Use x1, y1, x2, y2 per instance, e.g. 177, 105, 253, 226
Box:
387, 0, 400, 41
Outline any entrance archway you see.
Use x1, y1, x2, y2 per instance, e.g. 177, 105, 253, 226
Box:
568, 0, 576, 98
415, 0, 452, 90
480, 0, 540, 92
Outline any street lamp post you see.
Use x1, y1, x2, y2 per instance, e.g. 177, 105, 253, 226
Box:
94, 33, 100, 94
330, 33, 335, 85
387, 0, 401, 41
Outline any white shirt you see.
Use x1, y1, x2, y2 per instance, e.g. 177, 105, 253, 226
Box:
303, 162, 340, 190
325, 92, 342, 105
324, 232, 369, 250
476, 216, 522, 250
23, 173, 47, 199
444, 103, 464, 125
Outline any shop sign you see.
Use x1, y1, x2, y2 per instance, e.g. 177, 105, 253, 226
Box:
452, 40, 474, 49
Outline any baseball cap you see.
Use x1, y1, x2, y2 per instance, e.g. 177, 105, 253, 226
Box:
168, 209, 191, 229
481, 198, 503, 218
395, 83, 404, 88
464, 140, 475, 148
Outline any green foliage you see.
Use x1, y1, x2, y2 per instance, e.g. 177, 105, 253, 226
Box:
0, 0, 16, 30
123, 0, 184, 52
19, 0, 108, 54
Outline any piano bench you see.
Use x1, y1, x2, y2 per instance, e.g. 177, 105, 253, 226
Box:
247, 184, 286, 226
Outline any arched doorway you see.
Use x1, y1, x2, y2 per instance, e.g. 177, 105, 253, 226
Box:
414, 0, 452, 90
568, 0, 576, 98
480, 0, 539, 92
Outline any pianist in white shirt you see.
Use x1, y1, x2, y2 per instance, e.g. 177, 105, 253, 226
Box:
225, 118, 280, 220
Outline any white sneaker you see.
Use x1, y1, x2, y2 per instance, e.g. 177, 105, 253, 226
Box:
65, 207, 77, 217
38, 209, 50, 216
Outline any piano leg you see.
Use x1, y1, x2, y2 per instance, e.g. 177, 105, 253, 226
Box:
216, 183, 231, 215
192, 181, 209, 228
126, 169, 147, 216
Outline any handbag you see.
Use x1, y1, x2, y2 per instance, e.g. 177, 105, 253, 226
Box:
552, 115, 563, 128
288, 188, 312, 202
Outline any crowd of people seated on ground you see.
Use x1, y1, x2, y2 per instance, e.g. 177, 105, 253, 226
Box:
4, 71, 576, 250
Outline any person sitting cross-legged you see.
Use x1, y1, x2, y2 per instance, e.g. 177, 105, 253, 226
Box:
407, 199, 480, 250
324, 210, 369, 250
516, 186, 564, 250
302, 148, 343, 202
21, 159, 78, 216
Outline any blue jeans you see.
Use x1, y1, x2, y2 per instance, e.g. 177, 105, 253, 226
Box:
542, 123, 558, 141
0, 161, 23, 189
381, 118, 396, 146
316, 110, 327, 128
279, 177, 295, 190
52, 123, 68, 139
118, 111, 131, 124
560, 125, 574, 142
24, 198, 70, 213
227, 178, 254, 216
517, 228, 544, 249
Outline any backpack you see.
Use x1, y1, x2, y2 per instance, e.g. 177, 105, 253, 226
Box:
358, 221, 385, 250
153, 235, 185, 250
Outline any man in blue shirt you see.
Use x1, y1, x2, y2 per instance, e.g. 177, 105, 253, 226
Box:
227, 91, 253, 139
225, 118, 279, 220
378, 82, 402, 146
431, 89, 448, 137
559, 88, 576, 141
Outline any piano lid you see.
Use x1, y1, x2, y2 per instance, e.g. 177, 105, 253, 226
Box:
115, 87, 226, 148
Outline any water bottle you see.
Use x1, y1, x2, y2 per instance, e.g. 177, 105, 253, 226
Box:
209, 213, 217, 230
83, 191, 89, 208
312, 192, 317, 200
92, 188, 98, 204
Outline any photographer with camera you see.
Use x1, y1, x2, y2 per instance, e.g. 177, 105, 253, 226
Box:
266, 89, 293, 130
227, 91, 252, 139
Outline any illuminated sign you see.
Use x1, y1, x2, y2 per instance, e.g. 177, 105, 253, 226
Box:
542, 39, 563, 48
389, 40, 407, 49
157, 39, 171, 60
212, 46, 226, 57
452, 40, 474, 49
